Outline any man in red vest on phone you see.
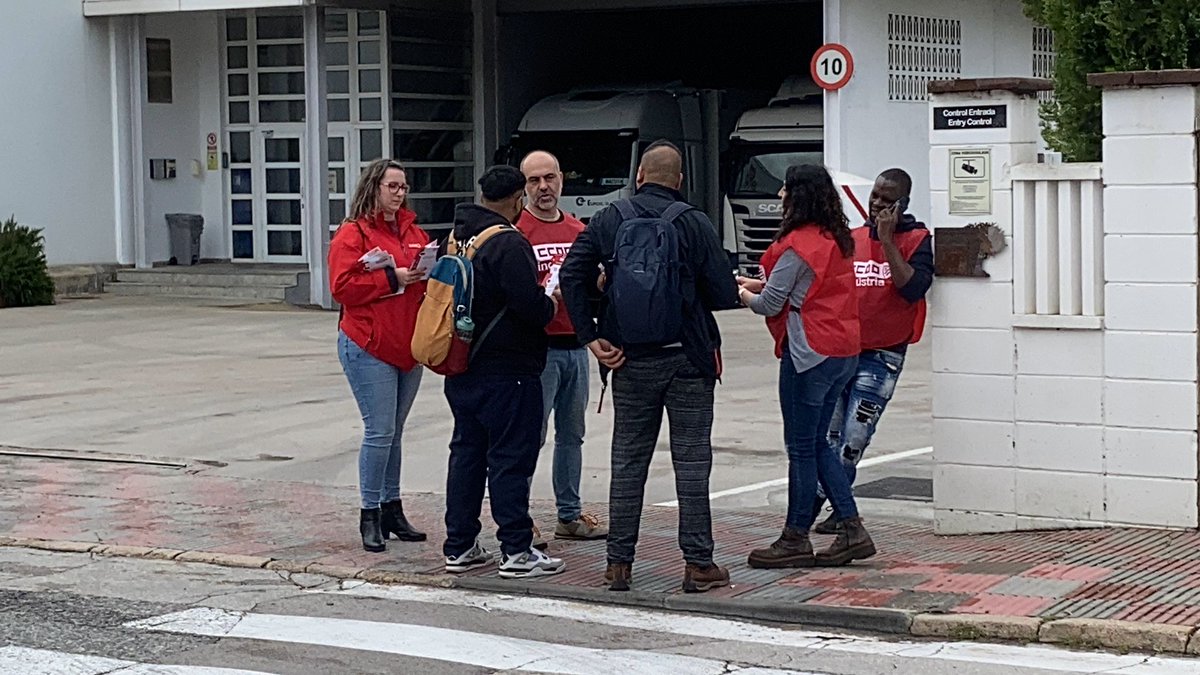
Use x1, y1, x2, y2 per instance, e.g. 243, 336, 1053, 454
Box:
815, 168, 933, 535
516, 150, 608, 547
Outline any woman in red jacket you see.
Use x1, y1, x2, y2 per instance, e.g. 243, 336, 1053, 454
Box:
329, 159, 430, 553
737, 164, 876, 569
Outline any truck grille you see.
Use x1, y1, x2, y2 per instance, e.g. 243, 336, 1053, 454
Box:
736, 217, 780, 275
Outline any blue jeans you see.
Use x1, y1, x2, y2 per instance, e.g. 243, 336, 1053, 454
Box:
338, 331, 423, 510
827, 349, 906, 488
537, 347, 589, 523
780, 353, 859, 531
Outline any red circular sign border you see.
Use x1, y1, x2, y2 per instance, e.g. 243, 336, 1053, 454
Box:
810, 43, 855, 91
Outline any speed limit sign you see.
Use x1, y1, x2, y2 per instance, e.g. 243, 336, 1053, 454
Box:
810, 43, 854, 91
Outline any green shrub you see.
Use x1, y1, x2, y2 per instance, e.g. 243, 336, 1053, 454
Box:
0, 215, 55, 308
1023, 1, 1200, 161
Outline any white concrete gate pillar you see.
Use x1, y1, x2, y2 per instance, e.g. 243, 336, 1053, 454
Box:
926, 78, 1048, 535
1088, 70, 1200, 529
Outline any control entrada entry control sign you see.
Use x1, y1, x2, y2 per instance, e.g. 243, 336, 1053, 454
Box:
933, 105, 1008, 130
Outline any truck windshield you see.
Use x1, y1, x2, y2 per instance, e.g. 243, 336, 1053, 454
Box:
511, 131, 634, 196
729, 144, 824, 198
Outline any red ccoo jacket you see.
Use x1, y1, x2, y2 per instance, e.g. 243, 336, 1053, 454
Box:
329, 208, 430, 370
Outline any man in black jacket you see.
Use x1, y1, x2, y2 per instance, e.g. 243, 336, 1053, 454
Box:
559, 141, 741, 593
442, 165, 565, 580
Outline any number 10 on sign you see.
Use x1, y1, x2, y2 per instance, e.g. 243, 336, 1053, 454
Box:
810, 43, 854, 91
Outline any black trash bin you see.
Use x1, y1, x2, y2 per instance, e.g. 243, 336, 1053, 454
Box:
166, 213, 204, 266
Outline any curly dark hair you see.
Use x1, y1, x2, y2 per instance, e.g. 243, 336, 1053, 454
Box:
775, 164, 854, 258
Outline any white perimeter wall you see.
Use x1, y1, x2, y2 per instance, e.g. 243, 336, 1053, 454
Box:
830, 0, 1036, 223
142, 12, 225, 264
0, 1, 117, 265
929, 82, 1200, 533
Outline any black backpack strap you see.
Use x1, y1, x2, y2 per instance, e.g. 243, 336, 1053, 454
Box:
468, 308, 507, 363
613, 199, 638, 221
661, 201, 694, 222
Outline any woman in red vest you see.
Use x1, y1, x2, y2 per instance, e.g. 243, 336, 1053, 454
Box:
329, 159, 430, 553
737, 164, 876, 569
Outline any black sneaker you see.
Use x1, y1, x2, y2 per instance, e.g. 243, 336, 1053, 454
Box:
814, 510, 842, 535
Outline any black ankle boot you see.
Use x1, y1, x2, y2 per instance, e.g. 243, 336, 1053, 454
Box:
814, 510, 842, 535
812, 496, 841, 535
360, 508, 385, 552
381, 500, 426, 542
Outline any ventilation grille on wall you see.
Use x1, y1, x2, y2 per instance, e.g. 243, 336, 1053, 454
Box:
888, 13, 962, 102
1033, 26, 1056, 103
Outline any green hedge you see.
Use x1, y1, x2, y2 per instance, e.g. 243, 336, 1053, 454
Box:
0, 216, 55, 308
1023, 0, 1200, 161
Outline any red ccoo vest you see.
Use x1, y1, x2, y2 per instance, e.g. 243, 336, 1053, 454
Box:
760, 226, 860, 360
852, 226, 928, 350
515, 208, 584, 336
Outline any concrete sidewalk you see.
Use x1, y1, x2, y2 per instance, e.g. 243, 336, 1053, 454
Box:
3, 453, 1199, 656
0, 296, 932, 512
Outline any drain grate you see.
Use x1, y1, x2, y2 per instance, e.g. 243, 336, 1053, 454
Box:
855, 476, 933, 502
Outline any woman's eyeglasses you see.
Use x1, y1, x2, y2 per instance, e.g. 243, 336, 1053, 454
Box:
381, 181, 409, 195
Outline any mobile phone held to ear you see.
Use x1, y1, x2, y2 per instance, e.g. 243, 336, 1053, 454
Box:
894, 196, 910, 215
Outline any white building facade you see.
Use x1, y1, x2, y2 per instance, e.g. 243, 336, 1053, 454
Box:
2, 0, 1048, 308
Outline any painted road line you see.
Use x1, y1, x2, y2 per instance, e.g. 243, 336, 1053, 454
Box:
325, 583, 1200, 675
655, 445, 934, 507
126, 607, 820, 675
0, 645, 272, 675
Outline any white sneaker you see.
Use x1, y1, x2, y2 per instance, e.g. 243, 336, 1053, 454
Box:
445, 540, 492, 573
498, 547, 566, 579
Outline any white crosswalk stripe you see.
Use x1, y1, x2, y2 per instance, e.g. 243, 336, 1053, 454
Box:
322, 583, 1200, 675
0, 645, 271, 675
125, 607, 818, 675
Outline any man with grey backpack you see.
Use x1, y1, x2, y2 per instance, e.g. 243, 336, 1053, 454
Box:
559, 141, 741, 593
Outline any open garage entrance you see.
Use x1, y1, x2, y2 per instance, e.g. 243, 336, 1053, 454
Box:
495, 1, 824, 137
488, 1, 827, 270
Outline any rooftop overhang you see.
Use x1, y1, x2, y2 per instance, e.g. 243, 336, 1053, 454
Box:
84, 0, 316, 17
497, 0, 820, 13
83, 0, 459, 16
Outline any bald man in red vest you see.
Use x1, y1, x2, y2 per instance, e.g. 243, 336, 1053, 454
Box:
516, 150, 609, 548
815, 168, 934, 534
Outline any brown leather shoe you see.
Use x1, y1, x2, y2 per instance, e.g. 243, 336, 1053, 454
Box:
555, 513, 608, 540
747, 527, 815, 568
815, 517, 877, 566
532, 524, 548, 551
604, 562, 632, 592
682, 563, 730, 593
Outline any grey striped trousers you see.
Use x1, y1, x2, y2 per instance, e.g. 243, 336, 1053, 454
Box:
607, 351, 715, 566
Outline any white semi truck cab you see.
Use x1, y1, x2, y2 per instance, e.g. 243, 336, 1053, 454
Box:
503, 80, 871, 275
724, 78, 872, 275
502, 86, 712, 223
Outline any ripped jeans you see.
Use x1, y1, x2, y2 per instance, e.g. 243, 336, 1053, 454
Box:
820, 349, 906, 498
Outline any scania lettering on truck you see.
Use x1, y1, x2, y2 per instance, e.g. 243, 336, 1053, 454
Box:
502, 86, 710, 223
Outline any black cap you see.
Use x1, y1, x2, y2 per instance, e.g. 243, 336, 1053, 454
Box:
478, 165, 525, 201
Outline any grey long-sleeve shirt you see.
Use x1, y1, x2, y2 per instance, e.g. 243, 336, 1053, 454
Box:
746, 249, 826, 373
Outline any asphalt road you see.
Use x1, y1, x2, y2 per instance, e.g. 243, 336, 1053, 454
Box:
3, 547, 1192, 675
0, 296, 931, 524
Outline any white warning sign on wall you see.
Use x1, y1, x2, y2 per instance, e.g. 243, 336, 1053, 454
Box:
948, 148, 992, 216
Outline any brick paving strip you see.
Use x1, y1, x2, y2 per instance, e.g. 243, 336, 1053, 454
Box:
3, 452, 1199, 656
